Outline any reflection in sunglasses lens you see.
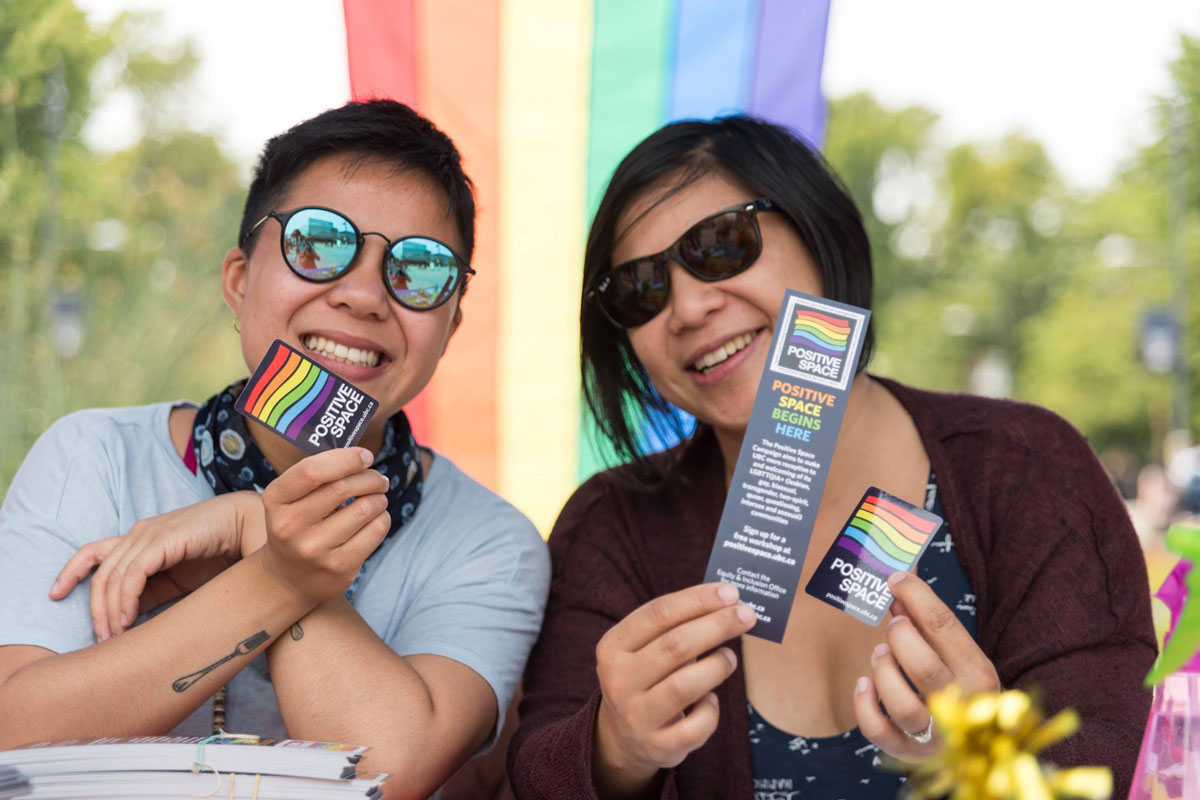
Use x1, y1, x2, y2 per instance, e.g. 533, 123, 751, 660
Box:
386, 237, 460, 309
604, 210, 759, 326
680, 211, 754, 277
284, 209, 358, 279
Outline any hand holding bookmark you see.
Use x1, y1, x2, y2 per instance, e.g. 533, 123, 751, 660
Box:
592, 583, 755, 798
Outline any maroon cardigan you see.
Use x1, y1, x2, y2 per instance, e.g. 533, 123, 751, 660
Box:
508, 379, 1156, 799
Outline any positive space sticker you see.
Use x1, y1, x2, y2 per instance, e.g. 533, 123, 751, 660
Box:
235, 339, 378, 455
804, 487, 943, 626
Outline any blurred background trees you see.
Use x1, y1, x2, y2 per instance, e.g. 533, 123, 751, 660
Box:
0, 0, 244, 493
1, 0, 1198, 510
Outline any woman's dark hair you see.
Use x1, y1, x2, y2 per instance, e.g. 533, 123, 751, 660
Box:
239, 99, 476, 265
581, 115, 874, 468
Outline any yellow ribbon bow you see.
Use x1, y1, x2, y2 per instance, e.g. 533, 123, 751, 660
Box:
905, 685, 1112, 800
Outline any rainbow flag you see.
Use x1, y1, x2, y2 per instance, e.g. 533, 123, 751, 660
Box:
342, 0, 831, 533
835, 491, 939, 575
236, 339, 379, 454
791, 308, 851, 356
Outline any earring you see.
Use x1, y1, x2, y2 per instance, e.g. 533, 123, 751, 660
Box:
232, 317, 241, 333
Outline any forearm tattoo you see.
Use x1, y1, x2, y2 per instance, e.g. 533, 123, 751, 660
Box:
172, 631, 270, 693
290, 622, 304, 642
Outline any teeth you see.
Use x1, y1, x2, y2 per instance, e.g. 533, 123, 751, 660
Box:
302, 335, 382, 368
693, 332, 755, 373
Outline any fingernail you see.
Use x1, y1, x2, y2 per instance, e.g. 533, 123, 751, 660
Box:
120, 613, 128, 628
359, 449, 373, 466
855, 676, 871, 695
704, 693, 719, 708
887, 571, 908, 589
887, 615, 905, 629
720, 647, 737, 668
50, 578, 61, 595
872, 643, 890, 660
736, 604, 756, 625
98, 631, 109, 642
717, 583, 739, 603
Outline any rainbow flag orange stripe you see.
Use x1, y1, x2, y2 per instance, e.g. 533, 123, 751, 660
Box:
863, 495, 939, 534
251, 352, 302, 418
241, 345, 290, 414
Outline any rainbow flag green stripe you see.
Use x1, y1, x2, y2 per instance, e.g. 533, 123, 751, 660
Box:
268, 361, 319, 429
259, 359, 312, 424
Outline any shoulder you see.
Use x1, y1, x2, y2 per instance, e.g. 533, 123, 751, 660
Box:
884, 379, 1122, 542
549, 448, 674, 547
883, 378, 1095, 466
0, 402, 190, 538
417, 453, 548, 570
16, 404, 174, 478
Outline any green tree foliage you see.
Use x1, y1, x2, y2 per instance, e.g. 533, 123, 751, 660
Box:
0, 0, 244, 494
825, 39, 1200, 465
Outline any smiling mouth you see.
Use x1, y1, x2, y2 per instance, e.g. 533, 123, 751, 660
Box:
691, 330, 763, 375
302, 334, 383, 368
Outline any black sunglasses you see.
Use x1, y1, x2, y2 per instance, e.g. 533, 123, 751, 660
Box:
241, 205, 474, 311
588, 198, 777, 328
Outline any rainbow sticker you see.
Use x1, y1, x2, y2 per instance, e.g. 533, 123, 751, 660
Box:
804, 487, 942, 626
790, 309, 850, 356
235, 339, 379, 455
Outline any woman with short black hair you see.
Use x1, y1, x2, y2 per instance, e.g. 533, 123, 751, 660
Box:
0, 100, 549, 800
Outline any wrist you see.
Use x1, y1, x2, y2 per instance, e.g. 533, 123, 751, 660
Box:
593, 701, 660, 800
247, 547, 321, 611
237, 493, 267, 558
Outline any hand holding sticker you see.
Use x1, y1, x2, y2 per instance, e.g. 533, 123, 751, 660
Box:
854, 571, 1001, 762
256, 447, 391, 604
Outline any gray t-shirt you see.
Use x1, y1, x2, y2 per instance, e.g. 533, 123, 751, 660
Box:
0, 402, 550, 749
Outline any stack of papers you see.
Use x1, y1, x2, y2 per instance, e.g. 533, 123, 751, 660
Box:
0, 736, 387, 799
0, 767, 30, 799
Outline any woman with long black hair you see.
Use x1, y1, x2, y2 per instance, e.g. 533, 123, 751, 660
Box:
510, 116, 1154, 799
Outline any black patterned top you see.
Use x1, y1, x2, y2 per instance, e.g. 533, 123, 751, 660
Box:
748, 474, 977, 800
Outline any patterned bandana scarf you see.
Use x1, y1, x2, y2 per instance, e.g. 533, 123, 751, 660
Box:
192, 380, 424, 552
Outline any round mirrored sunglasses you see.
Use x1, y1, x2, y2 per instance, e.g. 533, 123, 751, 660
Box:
241, 206, 474, 312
